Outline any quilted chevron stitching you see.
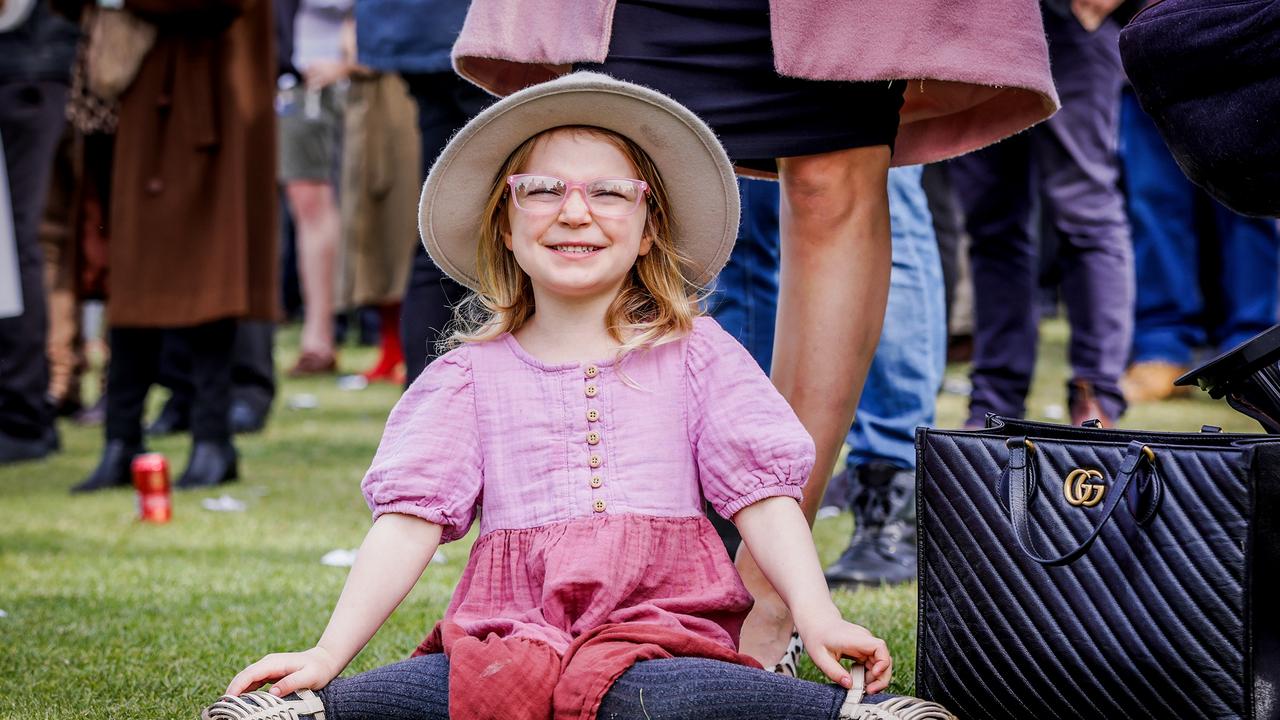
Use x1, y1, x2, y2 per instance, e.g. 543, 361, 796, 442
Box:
926, 440, 1146, 712
917, 430, 1252, 719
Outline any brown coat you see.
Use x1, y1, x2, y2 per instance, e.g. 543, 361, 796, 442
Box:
109, 0, 277, 327
338, 73, 420, 310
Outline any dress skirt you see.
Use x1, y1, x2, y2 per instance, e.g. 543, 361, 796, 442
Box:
578, 0, 907, 174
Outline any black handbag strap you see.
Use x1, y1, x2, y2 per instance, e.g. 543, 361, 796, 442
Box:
1006, 438, 1160, 567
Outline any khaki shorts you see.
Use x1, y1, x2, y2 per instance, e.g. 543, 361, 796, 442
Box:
277, 83, 344, 182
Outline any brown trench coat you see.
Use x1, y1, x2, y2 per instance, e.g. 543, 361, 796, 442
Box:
337, 72, 420, 310
109, 0, 277, 327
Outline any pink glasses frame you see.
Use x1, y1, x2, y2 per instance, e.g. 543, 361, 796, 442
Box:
506, 174, 651, 217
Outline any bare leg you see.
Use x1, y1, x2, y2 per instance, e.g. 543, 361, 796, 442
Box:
286, 180, 340, 359
736, 146, 893, 665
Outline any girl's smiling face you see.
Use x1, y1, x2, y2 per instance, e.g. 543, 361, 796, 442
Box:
504, 129, 653, 306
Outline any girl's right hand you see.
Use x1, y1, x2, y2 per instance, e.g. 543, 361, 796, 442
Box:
225, 646, 341, 697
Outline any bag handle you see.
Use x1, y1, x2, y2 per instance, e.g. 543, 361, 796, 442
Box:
1006, 437, 1161, 567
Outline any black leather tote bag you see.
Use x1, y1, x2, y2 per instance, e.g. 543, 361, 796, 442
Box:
916, 417, 1280, 720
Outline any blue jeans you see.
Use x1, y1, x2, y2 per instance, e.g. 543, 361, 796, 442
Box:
708, 169, 945, 472
1119, 89, 1280, 365
846, 165, 946, 470
707, 178, 780, 371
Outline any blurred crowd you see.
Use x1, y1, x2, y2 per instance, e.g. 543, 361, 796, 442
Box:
1, 0, 1278, 581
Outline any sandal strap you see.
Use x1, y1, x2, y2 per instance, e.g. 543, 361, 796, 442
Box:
840, 695, 958, 720
202, 688, 326, 720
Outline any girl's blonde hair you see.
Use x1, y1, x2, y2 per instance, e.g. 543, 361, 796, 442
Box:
447, 125, 704, 359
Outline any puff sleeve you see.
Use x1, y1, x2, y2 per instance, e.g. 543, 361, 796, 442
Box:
360, 346, 483, 542
685, 317, 816, 518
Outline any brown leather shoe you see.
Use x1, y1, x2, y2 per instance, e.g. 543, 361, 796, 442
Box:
288, 351, 338, 378
1120, 360, 1192, 403
1069, 379, 1114, 428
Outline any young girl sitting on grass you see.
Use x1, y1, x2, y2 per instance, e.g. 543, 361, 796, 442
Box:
203, 72, 956, 720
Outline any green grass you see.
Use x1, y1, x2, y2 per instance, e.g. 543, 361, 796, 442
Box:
0, 319, 1257, 718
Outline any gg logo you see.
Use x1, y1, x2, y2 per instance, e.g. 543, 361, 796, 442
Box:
1063, 469, 1106, 508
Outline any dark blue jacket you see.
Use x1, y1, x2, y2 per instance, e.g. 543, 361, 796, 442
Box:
0, 1, 78, 84
354, 0, 465, 74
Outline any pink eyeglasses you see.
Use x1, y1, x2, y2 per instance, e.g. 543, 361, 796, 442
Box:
507, 174, 650, 217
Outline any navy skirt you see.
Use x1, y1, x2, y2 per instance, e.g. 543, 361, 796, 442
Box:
578, 0, 906, 173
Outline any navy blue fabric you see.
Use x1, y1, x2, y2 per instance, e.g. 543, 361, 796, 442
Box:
950, 9, 1132, 425
1119, 0, 1280, 217
0, 1, 78, 84
316, 654, 858, 719
353, 0, 466, 73
916, 417, 1279, 719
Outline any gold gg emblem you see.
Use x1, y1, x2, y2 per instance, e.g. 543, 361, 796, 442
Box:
1063, 469, 1106, 507
1064, 468, 1105, 507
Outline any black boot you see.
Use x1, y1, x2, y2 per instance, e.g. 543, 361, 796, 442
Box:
824, 461, 917, 586
146, 395, 191, 436
72, 440, 144, 493
175, 439, 239, 489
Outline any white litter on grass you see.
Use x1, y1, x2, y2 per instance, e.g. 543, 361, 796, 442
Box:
201, 495, 247, 513
815, 506, 842, 521
288, 393, 319, 410
942, 377, 973, 396
320, 548, 447, 568
1044, 404, 1065, 420
321, 548, 358, 567
337, 375, 369, 392
0, 609, 8, 618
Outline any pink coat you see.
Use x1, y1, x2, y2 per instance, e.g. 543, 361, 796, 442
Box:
452, 1, 1059, 168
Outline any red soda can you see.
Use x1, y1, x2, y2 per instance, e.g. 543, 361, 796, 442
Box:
131, 453, 172, 523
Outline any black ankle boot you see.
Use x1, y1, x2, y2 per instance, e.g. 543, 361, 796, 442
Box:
824, 461, 918, 586
175, 439, 239, 489
72, 440, 145, 493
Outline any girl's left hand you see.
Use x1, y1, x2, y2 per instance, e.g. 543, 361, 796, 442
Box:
797, 616, 893, 694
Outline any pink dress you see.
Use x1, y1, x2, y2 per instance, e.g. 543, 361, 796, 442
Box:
361, 316, 816, 655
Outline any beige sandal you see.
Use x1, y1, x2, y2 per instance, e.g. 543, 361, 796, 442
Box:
838, 665, 957, 720
200, 688, 326, 720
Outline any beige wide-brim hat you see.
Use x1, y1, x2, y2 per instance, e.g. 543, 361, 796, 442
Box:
418, 72, 740, 292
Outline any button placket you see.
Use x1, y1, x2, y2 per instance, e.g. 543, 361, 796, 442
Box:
584, 365, 605, 512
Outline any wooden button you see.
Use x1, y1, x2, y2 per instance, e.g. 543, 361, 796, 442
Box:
587, 431, 600, 445
593, 500, 606, 513
585, 365, 599, 378
588, 454, 602, 468
590, 475, 603, 488
587, 409, 600, 423
584, 385, 598, 398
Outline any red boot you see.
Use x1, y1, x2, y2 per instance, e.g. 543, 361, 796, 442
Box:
362, 303, 405, 383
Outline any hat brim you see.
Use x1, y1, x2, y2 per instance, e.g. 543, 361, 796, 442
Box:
419, 72, 740, 292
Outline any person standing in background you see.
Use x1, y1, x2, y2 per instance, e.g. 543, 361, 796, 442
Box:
950, 0, 1133, 429
0, 0, 77, 464
74, 0, 277, 492
1119, 87, 1280, 402
280, 0, 353, 377
337, 18, 420, 386
353, 0, 492, 385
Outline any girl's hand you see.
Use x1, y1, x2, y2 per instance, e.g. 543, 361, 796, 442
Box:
225, 646, 341, 697
797, 614, 893, 694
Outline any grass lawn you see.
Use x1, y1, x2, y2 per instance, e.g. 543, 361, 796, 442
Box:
0, 318, 1257, 718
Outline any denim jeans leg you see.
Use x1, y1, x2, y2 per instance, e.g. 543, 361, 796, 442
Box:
846, 166, 946, 470
1119, 90, 1203, 366
1212, 204, 1280, 352
708, 177, 780, 372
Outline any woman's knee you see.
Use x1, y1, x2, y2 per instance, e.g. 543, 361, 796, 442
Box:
778, 146, 891, 223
